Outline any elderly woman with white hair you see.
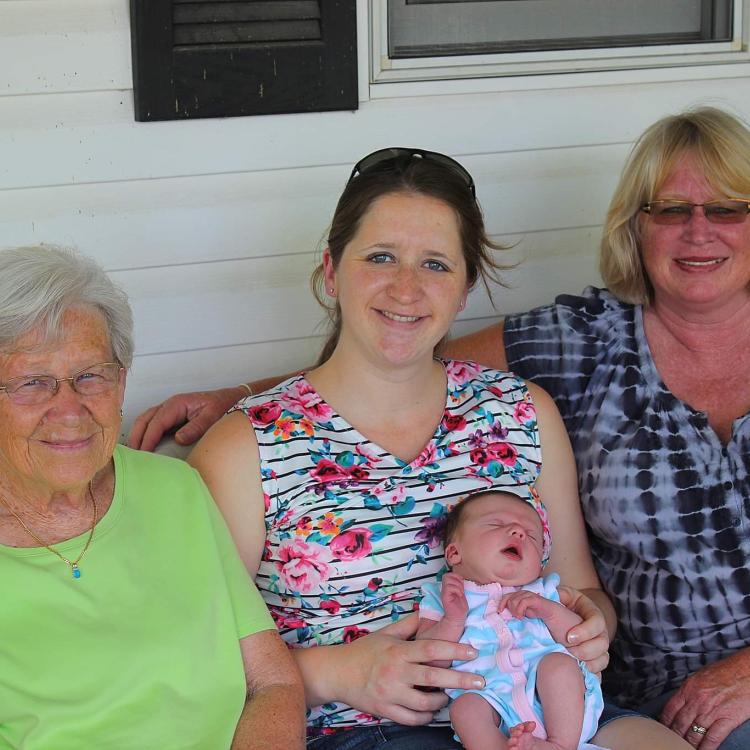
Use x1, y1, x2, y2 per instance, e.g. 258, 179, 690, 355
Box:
0, 246, 305, 750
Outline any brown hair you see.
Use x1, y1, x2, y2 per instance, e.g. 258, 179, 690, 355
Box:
311, 153, 510, 364
601, 106, 750, 304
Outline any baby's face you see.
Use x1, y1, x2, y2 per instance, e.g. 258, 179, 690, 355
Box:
446, 493, 545, 586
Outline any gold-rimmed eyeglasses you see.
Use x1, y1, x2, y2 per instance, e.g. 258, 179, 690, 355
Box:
0, 362, 123, 405
641, 199, 750, 225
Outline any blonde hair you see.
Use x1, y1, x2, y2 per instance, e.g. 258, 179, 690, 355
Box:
600, 107, 750, 304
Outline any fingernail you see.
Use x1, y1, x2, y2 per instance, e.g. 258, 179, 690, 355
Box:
472, 678, 485, 688
567, 633, 578, 644
466, 648, 477, 658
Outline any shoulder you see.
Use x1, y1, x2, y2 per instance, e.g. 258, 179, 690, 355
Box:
230, 374, 306, 416
115, 443, 201, 484
506, 286, 634, 341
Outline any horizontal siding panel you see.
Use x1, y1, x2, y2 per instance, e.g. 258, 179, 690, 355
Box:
1, 144, 624, 269
0, 0, 131, 96
2, 82, 750, 189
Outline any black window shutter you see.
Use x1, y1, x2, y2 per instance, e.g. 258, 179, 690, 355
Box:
130, 1, 358, 121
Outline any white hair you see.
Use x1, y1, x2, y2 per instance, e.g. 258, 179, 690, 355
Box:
0, 246, 134, 367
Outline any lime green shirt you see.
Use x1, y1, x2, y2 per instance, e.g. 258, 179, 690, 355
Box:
0, 445, 274, 750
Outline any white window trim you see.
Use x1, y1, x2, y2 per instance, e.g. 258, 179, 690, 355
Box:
362, 0, 750, 101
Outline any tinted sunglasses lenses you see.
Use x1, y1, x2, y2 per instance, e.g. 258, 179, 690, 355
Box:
646, 200, 750, 225
348, 148, 476, 198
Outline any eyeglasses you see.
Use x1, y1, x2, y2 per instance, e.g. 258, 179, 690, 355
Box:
0, 362, 123, 405
347, 147, 476, 199
641, 199, 750, 225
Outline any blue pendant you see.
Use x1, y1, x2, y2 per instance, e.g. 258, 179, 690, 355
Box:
72, 564, 81, 579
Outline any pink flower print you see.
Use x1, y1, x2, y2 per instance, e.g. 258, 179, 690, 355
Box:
246, 401, 282, 425
372, 483, 408, 506
310, 458, 350, 483
272, 611, 308, 630
320, 599, 341, 615
470, 447, 490, 466
354, 712, 377, 723
355, 442, 383, 465
486, 384, 505, 400
317, 512, 343, 535
342, 625, 370, 643
514, 400, 536, 425
273, 415, 295, 440
262, 538, 273, 561
295, 515, 313, 536
275, 538, 333, 594
413, 442, 438, 468
445, 360, 482, 385
330, 528, 373, 561
348, 465, 370, 481
442, 412, 467, 432
282, 381, 334, 421
487, 441, 518, 466
263, 492, 271, 512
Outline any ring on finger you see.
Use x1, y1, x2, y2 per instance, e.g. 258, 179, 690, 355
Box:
690, 723, 708, 735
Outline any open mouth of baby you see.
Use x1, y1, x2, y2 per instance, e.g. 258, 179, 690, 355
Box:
501, 543, 522, 560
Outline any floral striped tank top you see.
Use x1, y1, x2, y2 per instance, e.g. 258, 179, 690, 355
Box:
232, 359, 541, 733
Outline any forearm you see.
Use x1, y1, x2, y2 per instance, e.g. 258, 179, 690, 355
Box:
232, 685, 306, 750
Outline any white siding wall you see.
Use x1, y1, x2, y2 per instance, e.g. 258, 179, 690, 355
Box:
2, 0, 750, 438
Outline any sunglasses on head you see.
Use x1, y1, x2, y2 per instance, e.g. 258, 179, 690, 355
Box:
347, 147, 476, 199
641, 199, 750, 225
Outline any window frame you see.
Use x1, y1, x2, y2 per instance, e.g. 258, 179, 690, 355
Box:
368, 0, 750, 94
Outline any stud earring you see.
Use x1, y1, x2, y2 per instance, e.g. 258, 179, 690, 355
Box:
119, 408, 124, 417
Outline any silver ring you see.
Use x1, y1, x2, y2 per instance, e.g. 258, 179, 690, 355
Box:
691, 724, 707, 735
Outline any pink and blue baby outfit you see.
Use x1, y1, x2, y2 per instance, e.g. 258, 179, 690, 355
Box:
419, 573, 603, 744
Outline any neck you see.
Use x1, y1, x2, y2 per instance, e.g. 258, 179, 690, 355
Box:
648, 294, 750, 353
0, 472, 102, 520
310, 345, 444, 415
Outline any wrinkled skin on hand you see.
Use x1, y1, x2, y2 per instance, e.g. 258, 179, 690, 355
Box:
128, 386, 244, 452
660, 649, 750, 750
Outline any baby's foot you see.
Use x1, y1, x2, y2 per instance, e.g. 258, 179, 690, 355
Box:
508, 722, 537, 750
508, 723, 572, 750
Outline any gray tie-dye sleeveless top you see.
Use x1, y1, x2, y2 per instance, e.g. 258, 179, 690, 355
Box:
504, 287, 750, 708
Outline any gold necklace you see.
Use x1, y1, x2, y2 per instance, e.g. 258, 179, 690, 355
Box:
0, 481, 98, 579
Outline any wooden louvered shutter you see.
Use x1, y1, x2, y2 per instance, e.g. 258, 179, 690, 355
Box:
129, 0, 357, 121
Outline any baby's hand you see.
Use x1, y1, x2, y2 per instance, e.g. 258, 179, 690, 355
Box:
499, 590, 556, 621
441, 572, 469, 622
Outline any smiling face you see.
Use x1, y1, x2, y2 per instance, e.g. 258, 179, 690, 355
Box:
445, 492, 545, 586
639, 153, 750, 316
0, 306, 125, 498
323, 191, 469, 369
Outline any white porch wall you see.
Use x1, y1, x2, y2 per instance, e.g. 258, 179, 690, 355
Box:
1, 0, 749, 438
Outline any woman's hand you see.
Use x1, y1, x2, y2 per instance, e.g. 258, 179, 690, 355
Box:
660, 649, 750, 749
557, 585, 610, 676
128, 386, 247, 451
311, 613, 484, 726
